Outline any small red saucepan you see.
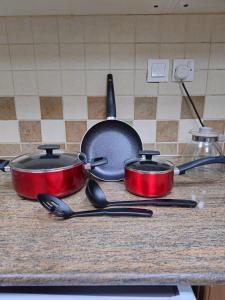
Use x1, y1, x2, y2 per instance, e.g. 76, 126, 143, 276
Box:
124, 150, 225, 197
0, 144, 107, 200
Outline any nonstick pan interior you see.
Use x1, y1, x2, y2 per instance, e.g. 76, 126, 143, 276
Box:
81, 120, 142, 181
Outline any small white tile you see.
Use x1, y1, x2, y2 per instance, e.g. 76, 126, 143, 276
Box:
6, 17, 33, 43
207, 70, 225, 95
15, 96, 41, 120
0, 71, 13, 96
136, 44, 159, 69
133, 120, 156, 143
62, 70, 85, 95
87, 120, 103, 130
110, 16, 135, 43
159, 82, 182, 96
35, 44, 60, 70
178, 119, 199, 143
160, 15, 186, 43
0, 121, 19, 142
157, 96, 182, 120
63, 96, 87, 119
0, 18, 7, 44
211, 16, 225, 42
13, 71, 37, 96
58, 16, 84, 43
135, 70, 158, 96
136, 16, 161, 42
183, 70, 207, 95
116, 96, 134, 120
185, 43, 210, 70
111, 44, 134, 69
113, 70, 134, 96
41, 120, 65, 143
160, 44, 185, 59
85, 44, 109, 70
86, 70, 109, 96
186, 15, 212, 42
10, 44, 35, 70
209, 43, 225, 69
60, 44, 84, 70
32, 16, 58, 43
0, 45, 11, 70
204, 96, 225, 119
37, 71, 61, 96
84, 16, 109, 43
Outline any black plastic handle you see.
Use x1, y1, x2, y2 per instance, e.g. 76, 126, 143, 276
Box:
176, 155, 225, 175
139, 150, 160, 160
108, 199, 197, 208
107, 73, 116, 119
90, 157, 108, 168
70, 207, 153, 218
0, 159, 10, 172
38, 144, 60, 157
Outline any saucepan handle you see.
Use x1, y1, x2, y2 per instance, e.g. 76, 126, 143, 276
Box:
175, 156, 225, 175
0, 160, 10, 172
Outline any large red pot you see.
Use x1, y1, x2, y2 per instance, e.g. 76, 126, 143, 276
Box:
124, 150, 225, 197
0, 144, 107, 200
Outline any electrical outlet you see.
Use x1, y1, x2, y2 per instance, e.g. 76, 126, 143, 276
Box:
172, 59, 194, 82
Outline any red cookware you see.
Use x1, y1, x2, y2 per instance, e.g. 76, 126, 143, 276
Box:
124, 150, 225, 197
0, 144, 107, 200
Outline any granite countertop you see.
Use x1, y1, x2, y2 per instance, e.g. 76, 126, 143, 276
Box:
0, 171, 225, 286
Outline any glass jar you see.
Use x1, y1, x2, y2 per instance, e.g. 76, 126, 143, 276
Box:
181, 127, 225, 181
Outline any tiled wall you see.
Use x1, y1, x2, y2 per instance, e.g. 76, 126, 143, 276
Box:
0, 14, 225, 157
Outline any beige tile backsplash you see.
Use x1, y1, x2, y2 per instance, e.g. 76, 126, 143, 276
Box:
0, 14, 224, 156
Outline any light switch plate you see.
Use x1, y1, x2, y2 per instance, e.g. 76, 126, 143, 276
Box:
172, 59, 194, 81
147, 59, 169, 82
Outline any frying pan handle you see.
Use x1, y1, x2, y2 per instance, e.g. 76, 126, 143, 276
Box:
0, 159, 10, 172
107, 73, 116, 119
175, 155, 225, 175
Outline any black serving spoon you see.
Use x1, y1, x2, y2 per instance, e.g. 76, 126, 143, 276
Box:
37, 194, 153, 219
85, 179, 198, 208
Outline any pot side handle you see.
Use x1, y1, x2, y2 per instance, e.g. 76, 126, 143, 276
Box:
0, 160, 10, 172
175, 155, 225, 175
90, 157, 108, 168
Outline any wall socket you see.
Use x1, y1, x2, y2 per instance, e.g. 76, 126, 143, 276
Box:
172, 59, 194, 82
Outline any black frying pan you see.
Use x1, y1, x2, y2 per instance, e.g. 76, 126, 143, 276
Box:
81, 74, 142, 181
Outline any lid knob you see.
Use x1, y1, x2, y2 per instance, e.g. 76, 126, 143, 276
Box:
38, 144, 60, 157
139, 150, 160, 160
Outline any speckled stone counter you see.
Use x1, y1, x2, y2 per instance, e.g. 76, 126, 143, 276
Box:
0, 171, 225, 286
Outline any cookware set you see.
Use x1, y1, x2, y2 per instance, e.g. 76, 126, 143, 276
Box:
1, 73, 225, 220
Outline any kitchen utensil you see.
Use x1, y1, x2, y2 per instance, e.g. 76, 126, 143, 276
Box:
0, 144, 107, 200
81, 74, 142, 181
86, 179, 197, 208
124, 150, 225, 197
181, 127, 225, 181
37, 194, 153, 218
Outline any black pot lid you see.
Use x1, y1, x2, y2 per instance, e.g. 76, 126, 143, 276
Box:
10, 144, 84, 172
126, 159, 172, 173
